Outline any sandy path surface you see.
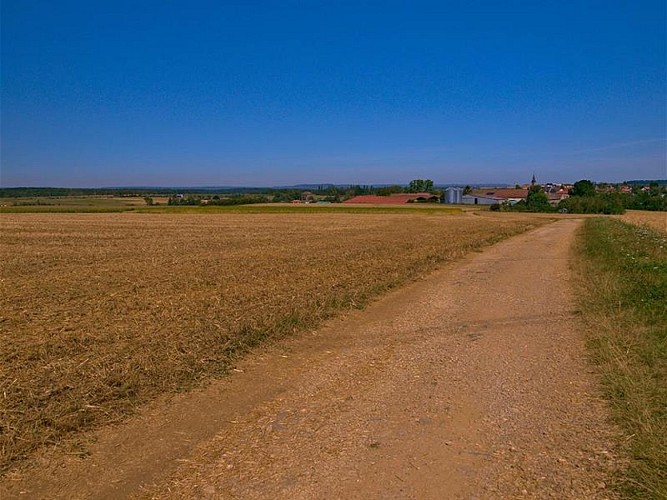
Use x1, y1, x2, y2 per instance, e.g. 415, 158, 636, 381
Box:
2, 219, 619, 499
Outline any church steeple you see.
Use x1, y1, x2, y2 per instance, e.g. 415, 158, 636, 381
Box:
531, 173, 537, 186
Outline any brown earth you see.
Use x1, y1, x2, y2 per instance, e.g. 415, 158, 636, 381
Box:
1, 218, 620, 499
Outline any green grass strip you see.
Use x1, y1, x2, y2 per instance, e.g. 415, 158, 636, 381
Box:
576, 218, 667, 498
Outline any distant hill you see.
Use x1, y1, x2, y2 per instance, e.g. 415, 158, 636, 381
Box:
625, 179, 667, 185
1, 183, 515, 198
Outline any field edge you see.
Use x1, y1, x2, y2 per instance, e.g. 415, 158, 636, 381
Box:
571, 217, 667, 498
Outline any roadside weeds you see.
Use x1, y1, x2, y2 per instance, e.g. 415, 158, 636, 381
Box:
573, 218, 667, 498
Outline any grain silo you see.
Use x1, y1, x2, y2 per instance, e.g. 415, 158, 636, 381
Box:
443, 187, 463, 204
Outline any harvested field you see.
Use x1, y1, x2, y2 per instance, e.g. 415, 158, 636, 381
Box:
0, 211, 551, 474
618, 210, 666, 233
0, 196, 154, 213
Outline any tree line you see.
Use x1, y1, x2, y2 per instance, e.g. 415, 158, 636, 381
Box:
1, 181, 438, 200
501, 180, 667, 214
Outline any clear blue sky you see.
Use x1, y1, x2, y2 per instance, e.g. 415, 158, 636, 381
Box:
2, 0, 665, 187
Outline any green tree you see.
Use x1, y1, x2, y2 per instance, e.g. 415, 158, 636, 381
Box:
526, 185, 551, 212
649, 181, 661, 196
376, 185, 404, 196
558, 193, 625, 214
407, 179, 434, 193
570, 179, 596, 197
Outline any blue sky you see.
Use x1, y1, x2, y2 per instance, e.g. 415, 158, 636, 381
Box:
2, 0, 665, 187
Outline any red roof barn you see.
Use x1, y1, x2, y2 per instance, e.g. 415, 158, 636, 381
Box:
343, 193, 439, 204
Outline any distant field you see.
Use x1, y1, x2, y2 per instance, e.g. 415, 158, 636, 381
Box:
0, 211, 552, 474
138, 203, 469, 214
618, 210, 667, 233
0, 196, 165, 213
0, 196, 474, 214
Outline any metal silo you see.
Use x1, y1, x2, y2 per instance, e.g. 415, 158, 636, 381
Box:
444, 187, 463, 204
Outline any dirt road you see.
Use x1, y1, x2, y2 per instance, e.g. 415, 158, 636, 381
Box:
3, 219, 619, 498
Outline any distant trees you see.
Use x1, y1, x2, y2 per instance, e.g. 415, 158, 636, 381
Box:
525, 184, 551, 212
558, 193, 625, 214
626, 182, 667, 211
502, 178, 662, 214
569, 180, 596, 197
559, 180, 624, 214
351, 185, 374, 196
271, 191, 300, 203
167, 195, 268, 206
0, 187, 154, 198
376, 185, 404, 196
5, 180, 662, 212
167, 195, 199, 206
208, 195, 268, 206
407, 179, 434, 193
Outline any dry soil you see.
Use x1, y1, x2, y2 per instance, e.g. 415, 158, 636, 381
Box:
1, 218, 619, 499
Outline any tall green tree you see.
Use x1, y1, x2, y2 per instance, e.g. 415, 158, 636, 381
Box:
407, 179, 434, 193
376, 185, 404, 196
570, 179, 596, 197
526, 184, 551, 212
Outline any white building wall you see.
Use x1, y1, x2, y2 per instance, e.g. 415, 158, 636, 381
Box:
461, 195, 502, 205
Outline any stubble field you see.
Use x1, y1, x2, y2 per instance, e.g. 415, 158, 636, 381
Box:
0, 210, 551, 474
618, 209, 667, 233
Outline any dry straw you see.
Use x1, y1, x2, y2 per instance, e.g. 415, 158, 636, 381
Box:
0, 211, 548, 474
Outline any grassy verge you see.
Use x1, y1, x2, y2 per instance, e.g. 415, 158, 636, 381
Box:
574, 218, 667, 498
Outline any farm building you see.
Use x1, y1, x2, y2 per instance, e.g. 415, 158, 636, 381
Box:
344, 193, 440, 204
462, 194, 504, 205
470, 188, 529, 205
548, 191, 569, 206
